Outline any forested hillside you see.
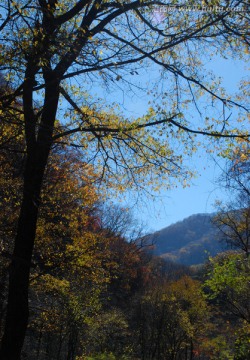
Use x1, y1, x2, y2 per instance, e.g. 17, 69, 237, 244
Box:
150, 213, 225, 265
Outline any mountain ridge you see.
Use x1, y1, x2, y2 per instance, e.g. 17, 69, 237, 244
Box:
149, 213, 225, 265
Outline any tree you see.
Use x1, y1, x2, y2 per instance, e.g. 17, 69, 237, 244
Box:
213, 207, 250, 256
0, 0, 249, 358
0, 111, 152, 359
206, 143, 250, 359
204, 252, 250, 359
83, 309, 131, 358
137, 276, 211, 360
0, 134, 105, 357
0, 130, 136, 359
213, 145, 250, 256
204, 252, 250, 323
0, 85, 26, 339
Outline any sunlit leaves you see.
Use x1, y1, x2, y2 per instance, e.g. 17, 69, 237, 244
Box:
204, 253, 250, 322
139, 275, 211, 358
0, 0, 249, 200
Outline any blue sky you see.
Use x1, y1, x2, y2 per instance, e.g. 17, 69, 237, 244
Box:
88, 57, 248, 232
135, 57, 248, 232
134, 157, 223, 232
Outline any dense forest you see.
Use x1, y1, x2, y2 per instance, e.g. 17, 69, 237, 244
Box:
0, 0, 249, 359
0, 89, 249, 358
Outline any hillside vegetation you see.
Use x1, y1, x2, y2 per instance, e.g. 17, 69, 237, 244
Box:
151, 214, 225, 265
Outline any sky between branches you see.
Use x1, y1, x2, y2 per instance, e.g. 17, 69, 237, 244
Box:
88, 54, 248, 231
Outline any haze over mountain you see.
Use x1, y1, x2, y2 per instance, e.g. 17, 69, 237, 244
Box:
149, 213, 226, 265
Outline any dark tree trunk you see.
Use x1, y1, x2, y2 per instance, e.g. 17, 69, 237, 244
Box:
0, 185, 39, 359
0, 76, 60, 359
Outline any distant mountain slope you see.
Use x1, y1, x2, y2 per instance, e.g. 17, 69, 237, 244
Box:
150, 213, 225, 265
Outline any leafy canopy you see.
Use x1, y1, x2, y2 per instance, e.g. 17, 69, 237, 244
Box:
0, 0, 249, 196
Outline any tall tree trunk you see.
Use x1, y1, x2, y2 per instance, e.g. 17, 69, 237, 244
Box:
0, 77, 60, 359
0, 181, 39, 359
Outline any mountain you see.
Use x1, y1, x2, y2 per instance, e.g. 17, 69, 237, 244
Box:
148, 213, 225, 265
